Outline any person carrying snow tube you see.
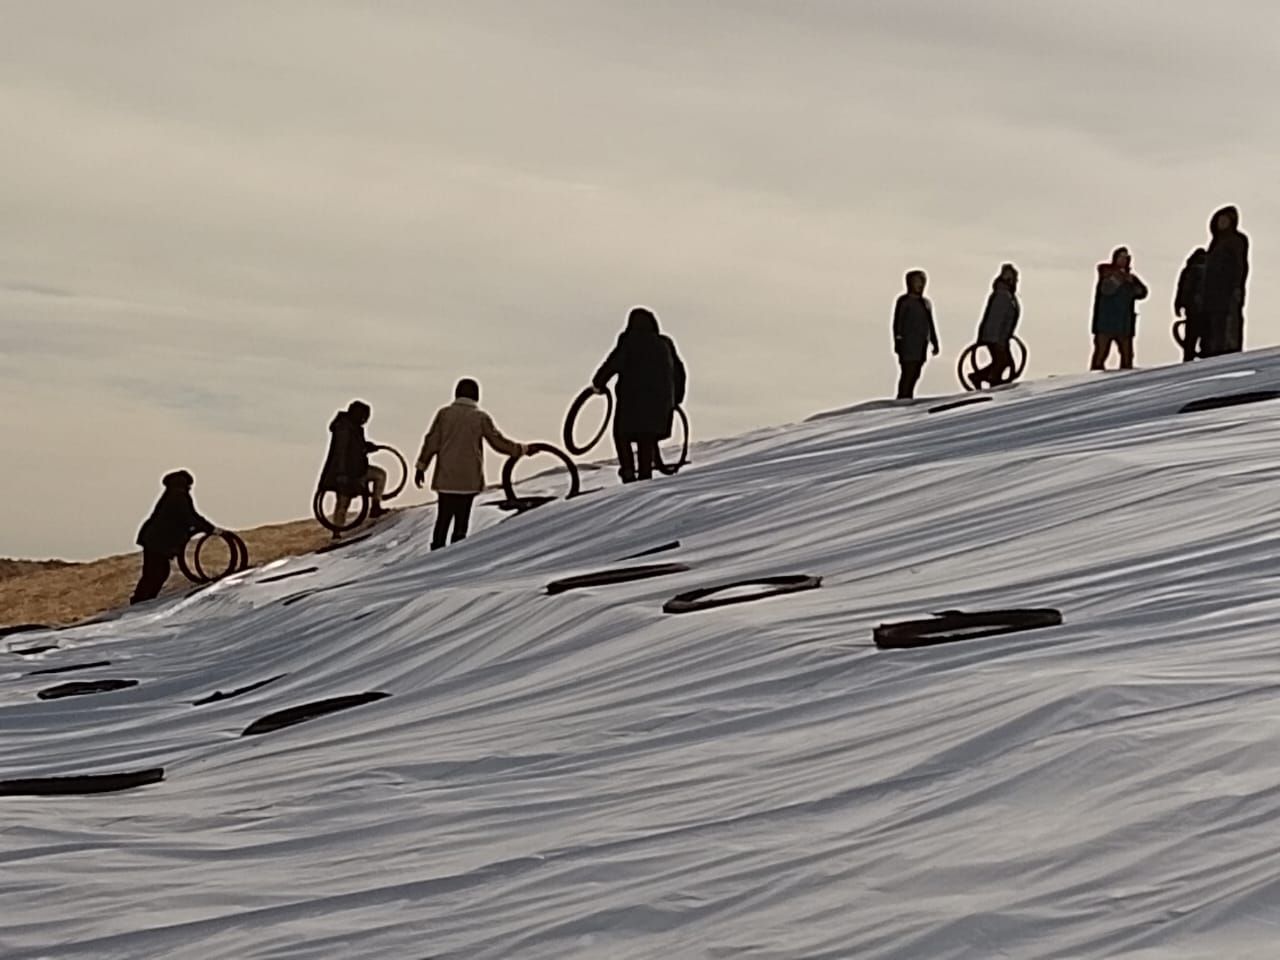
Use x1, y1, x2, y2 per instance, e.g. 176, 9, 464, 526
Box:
1090, 247, 1148, 371
1174, 247, 1208, 362
591, 307, 687, 484
968, 263, 1021, 389
130, 470, 219, 604
892, 270, 939, 400
414, 378, 527, 549
317, 400, 387, 531
1201, 206, 1250, 357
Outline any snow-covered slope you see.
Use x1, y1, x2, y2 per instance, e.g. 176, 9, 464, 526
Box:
6, 353, 1280, 960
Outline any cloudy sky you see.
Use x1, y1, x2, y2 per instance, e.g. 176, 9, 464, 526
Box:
2, 0, 1277, 560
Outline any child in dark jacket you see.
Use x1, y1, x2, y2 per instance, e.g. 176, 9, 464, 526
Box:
130, 470, 217, 604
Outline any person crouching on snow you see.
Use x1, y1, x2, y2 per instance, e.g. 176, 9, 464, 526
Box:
969, 263, 1021, 389
414, 378, 526, 550
130, 470, 218, 604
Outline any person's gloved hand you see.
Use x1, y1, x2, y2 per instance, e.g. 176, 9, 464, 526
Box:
414, 468, 425, 489
516, 444, 528, 458
591, 385, 606, 396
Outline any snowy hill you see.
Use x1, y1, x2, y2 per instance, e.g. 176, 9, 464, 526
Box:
6, 353, 1280, 959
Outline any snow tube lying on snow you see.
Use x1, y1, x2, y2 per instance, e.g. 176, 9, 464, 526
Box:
663, 575, 822, 614
874, 608, 1063, 649
546, 563, 691, 595
0, 768, 165, 797
1178, 391, 1280, 415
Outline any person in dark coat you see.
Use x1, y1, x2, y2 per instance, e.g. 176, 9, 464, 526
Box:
970, 263, 1021, 389
317, 400, 387, 526
592, 307, 687, 483
1201, 206, 1250, 356
892, 270, 939, 400
1174, 247, 1208, 362
130, 470, 217, 604
1090, 247, 1148, 371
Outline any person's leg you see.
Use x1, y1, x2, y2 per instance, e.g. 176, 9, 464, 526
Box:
130, 550, 171, 604
451, 494, 476, 543
613, 426, 637, 483
431, 495, 456, 550
1228, 304, 1245, 353
993, 342, 1014, 383
637, 435, 657, 481
366, 465, 388, 517
1090, 335, 1110, 371
896, 359, 922, 399
332, 493, 351, 527
1118, 336, 1135, 369
1201, 313, 1223, 357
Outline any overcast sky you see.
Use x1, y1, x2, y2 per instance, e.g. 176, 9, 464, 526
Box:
2, 0, 1277, 560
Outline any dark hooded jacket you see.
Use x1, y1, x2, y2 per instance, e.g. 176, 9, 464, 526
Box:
592, 310, 687, 438
318, 410, 373, 494
892, 275, 939, 362
976, 277, 1020, 345
1175, 248, 1207, 318
136, 473, 214, 556
1092, 264, 1148, 337
1203, 206, 1249, 316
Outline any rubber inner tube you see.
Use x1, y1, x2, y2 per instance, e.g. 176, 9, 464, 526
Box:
1179, 390, 1280, 415
370, 444, 408, 501
928, 396, 994, 415
663, 575, 822, 614
873, 608, 1063, 650
1172, 319, 1187, 348
654, 406, 690, 476
563, 386, 614, 456
501, 442, 582, 504
957, 335, 1028, 392
546, 562, 691, 595
241, 692, 391, 736
37, 679, 139, 700
193, 674, 285, 706
179, 531, 250, 585
312, 487, 371, 535
0, 768, 165, 797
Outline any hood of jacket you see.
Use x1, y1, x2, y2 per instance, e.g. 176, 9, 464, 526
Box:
1186, 247, 1208, 266
1210, 206, 1240, 236
625, 308, 660, 337
329, 410, 353, 433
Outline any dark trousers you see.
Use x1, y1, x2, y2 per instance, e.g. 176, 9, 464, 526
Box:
615, 429, 659, 483
1203, 307, 1243, 357
130, 549, 172, 604
1182, 313, 1207, 362
975, 342, 1013, 385
1090, 335, 1134, 370
896, 358, 924, 400
432, 493, 476, 549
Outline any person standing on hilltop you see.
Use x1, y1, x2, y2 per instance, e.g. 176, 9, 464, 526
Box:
969, 263, 1021, 389
414, 378, 527, 550
1174, 247, 1208, 362
130, 470, 218, 604
318, 400, 387, 528
1090, 247, 1148, 371
591, 307, 687, 483
892, 270, 940, 400
1201, 206, 1250, 356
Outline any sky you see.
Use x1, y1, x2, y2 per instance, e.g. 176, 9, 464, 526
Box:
2, 0, 1278, 560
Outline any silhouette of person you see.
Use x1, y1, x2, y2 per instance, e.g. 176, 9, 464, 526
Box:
970, 263, 1021, 389
1174, 247, 1208, 362
892, 270, 939, 399
1202, 206, 1249, 356
317, 400, 387, 528
130, 470, 217, 604
1090, 247, 1148, 371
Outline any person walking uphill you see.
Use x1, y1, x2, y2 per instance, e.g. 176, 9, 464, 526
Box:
592, 307, 687, 483
970, 263, 1021, 389
130, 470, 217, 604
892, 270, 939, 400
1202, 206, 1250, 356
318, 400, 388, 528
1175, 247, 1208, 362
414, 379, 526, 550
1090, 247, 1148, 371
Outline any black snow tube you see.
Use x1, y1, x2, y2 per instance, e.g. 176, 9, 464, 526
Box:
663, 575, 822, 614
928, 396, 994, 415
1173, 320, 1187, 349
1178, 391, 1280, 415
501, 442, 582, 504
312, 487, 371, 535
563, 386, 614, 456
193, 674, 286, 706
37, 679, 139, 700
655, 406, 690, 476
621, 540, 681, 560
958, 335, 1028, 391
370, 444, 409, 501
546, 562, 691, 595
0, 768, 165, 797
241, 692, 391, 736
873, 608, 1063, 650
178, 531, 250, 585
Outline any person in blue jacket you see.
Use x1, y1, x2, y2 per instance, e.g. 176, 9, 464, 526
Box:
1090, 247, 1148, 371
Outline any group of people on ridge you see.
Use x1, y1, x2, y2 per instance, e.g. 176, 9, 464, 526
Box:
891, 205, 1252, 399
129, 309, 686, 603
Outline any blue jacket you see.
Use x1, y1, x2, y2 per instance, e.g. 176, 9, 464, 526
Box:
1092, 265, 1148, 338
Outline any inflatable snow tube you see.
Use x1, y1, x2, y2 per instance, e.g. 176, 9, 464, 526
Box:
37, 678, 139, 700
0, 768, 164, 797
663, 575, 822, 614
312, 486, 371, 535
928, 396, 994, 415
1178, 391, 1280, 415
369, 444, 409, 502
1173, 319, 1187, 349
501, 442, 582, 504
178, 530, 249, 585
241, 692, 391, 737
873, 608, 1063, 650
655, 406, 690, 476
563, 386, 614, 456
546, 562, 691, 596
957, 335, 1028, 392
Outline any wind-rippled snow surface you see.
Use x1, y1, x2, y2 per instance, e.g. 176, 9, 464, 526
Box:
7, 354, 1280, 959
